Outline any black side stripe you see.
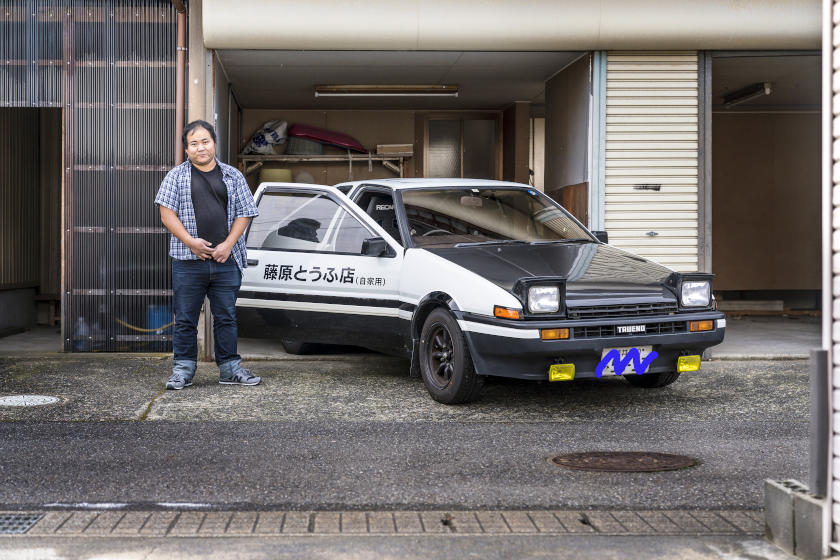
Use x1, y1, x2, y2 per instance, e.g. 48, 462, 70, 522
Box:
238, 290, 417, 312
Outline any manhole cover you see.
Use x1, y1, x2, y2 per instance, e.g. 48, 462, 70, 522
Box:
0, 513, 44, 534
551, 451, 698, 472
0, 395, 60, 407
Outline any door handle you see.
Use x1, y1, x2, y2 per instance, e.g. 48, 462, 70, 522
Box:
247, 259, 259, 266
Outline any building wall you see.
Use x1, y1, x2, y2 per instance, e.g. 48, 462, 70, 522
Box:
544, 55, 591, 224
531, 117, 545, 191
214, 53, 230, 164
712, 112, 820, 290
826, 3, 839, 551
502, 102, 530, 184
545, 55, 590, 192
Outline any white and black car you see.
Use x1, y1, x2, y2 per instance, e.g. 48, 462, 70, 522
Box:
237, 178, 725, 404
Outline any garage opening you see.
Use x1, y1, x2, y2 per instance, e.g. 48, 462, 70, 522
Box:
215, 50, 582, 192
215, 50, 585, 341
711, 53, 821, 313
0, 108, 62, 341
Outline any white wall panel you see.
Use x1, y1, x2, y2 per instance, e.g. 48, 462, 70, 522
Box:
831, 1, 840, 550
202, 1, 820, 51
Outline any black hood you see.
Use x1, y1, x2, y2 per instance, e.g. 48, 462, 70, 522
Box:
427, 242, 678, 304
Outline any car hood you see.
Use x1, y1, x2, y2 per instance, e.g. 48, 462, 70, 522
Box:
425, 242, 678, 304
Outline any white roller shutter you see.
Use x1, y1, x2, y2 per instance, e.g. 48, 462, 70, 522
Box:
604, 51, 699, 272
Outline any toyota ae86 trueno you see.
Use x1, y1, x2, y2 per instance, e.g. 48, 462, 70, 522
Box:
236, 178, 725, 404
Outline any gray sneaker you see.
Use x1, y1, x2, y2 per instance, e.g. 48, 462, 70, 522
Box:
166, 373, 193, 390
219, 369, 261, 386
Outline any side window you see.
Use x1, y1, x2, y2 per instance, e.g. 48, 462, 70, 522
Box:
248, 191, 373, 255
354, 189, 403, 245
247, 192, 374, 255
332, 212, 376, 254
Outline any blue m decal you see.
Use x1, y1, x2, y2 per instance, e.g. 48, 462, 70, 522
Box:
595, 348, 659, 377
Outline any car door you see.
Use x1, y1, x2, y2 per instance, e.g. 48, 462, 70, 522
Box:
237, 184, 408, 354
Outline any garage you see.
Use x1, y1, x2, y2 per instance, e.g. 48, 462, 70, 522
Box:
710, 52, 821, 312
207, 49, 591, 343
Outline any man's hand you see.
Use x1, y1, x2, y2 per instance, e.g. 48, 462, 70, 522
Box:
187, 237, 214, 260
159, 207, 215, 261
211, 240, 233, 263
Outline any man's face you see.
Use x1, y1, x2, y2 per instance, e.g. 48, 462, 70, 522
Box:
185, 126, 216, 166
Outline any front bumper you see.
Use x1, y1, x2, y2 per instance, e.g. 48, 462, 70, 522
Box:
455, 310, 726, 380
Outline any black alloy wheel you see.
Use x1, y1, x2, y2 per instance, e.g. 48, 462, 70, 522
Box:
419, 308, 483, 404
280, 339, 312, 355
428, 324, 455, 387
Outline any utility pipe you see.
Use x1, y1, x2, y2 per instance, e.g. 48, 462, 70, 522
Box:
174, 0, 186, 164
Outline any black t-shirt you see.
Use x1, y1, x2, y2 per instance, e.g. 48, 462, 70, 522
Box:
191, 165, 229, 247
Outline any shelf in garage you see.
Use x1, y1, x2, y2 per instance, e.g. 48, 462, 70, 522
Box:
238, 152, 413, 179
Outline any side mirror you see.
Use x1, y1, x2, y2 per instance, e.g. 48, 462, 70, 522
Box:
361, 237, 396, 257
592, 231, 608, 244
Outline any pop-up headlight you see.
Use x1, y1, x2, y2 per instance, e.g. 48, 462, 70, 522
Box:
528, 286, 560, 313
681, 281, 710, 307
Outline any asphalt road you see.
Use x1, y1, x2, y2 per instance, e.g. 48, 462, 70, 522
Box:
0, 354, 808, 510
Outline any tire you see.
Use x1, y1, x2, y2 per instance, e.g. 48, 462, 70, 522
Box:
623, 370, 681, 388
419, 308, 483, 404
281, 339, 312, 355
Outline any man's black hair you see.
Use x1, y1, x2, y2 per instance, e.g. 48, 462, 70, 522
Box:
182, 119, 217, 148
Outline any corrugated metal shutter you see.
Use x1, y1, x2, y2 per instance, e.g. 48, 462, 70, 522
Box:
1, 1, 177, 351
604, 51, 699, 272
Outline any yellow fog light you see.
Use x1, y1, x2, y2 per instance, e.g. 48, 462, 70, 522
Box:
689, 320, 714, 332
677, 355, 701, 372
541, 328, 570, 340
549, 363, 575, 382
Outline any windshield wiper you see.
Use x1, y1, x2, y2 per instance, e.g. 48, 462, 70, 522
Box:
454, 240, 530, 248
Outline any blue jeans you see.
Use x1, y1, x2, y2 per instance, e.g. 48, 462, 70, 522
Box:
172, 259, 241, 371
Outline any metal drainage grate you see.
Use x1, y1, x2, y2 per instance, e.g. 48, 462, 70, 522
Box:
0, 513, 44, 534
551, 452, 698, 472
0, 395, 60, 407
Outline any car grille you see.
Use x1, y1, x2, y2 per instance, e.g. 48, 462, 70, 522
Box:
566, 301, 678, 319
573, 321, 687, 339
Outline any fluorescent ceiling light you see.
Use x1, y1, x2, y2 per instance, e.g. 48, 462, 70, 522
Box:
315, 85, 458, 97
723, 82, 773, 109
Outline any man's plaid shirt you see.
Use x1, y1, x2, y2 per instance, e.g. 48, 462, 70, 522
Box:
154, 159, 259, 271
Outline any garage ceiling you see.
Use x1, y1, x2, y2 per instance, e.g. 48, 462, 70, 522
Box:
711, 54, 820, 110
218, 51, 820, 111
217, 50, 583, 110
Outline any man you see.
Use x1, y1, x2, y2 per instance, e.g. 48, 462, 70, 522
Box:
154, 120, 261, 389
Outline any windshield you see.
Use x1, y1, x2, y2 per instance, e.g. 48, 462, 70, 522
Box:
401, 188, 593, 248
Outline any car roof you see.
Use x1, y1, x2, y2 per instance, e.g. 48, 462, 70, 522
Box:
333, 178, 533, 191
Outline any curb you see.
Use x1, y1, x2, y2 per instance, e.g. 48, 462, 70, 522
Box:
0, 509, 764, 538
711, 354, 809, 361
